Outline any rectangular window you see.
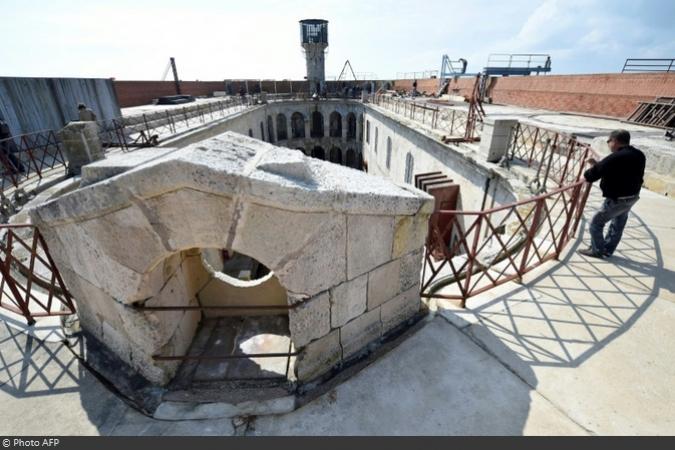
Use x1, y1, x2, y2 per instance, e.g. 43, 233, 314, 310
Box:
366, 121, 370, 144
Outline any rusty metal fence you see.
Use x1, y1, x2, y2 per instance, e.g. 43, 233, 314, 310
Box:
370, 94, 476, 139
0, 130, 68, 197
421, 124, 596, 306
97, 97, 252, 150
0, 224, 75, 324
508, 122, 591, 189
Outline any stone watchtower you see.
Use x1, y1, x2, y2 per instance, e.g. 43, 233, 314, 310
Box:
300, 19, 328, 95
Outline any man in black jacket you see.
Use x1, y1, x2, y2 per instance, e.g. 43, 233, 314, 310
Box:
579, 129, 646, 259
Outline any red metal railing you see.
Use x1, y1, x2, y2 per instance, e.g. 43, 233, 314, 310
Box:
508, 122, 591, 189
421, 124, 597, 306
0, 130, 68, 196
371, 93, 471, 138
0, 224, 75, 325
97, 97, 252, 150
370, 74, 485, 142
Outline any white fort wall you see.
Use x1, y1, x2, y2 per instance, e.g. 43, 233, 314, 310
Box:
362, 106, 518, 212
163, 100, 365, 167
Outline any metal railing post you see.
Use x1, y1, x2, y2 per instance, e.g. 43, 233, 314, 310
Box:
519, 198, 545, 275
461, 215, 483, 305
22, 135, 42, 179
558, 138, 577, 185
528, 127, 540, 167
571, 181, 593, 236
555, 182, 583, 258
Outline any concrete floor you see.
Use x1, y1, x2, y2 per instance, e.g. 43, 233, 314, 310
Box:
0, 187, 673, 435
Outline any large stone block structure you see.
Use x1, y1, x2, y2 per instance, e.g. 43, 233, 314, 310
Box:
29, 131, 433, 386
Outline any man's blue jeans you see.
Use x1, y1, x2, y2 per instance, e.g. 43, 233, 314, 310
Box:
589, 196, 639, 256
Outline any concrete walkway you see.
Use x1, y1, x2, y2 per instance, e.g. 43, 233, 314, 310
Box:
0, 188, 673, 435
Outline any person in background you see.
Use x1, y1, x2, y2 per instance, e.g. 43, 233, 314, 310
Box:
78, 103, 97, 121
578, 129, 646, 259
0, 119, 26, 174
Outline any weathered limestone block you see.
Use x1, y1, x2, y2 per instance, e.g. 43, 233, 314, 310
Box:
143, 189, 234, 252
29, 131, 432, 386
232, 203, 331, 268
60, 266, 126, 342
480, 119, 518, 163
182, 250, 211, 297
101, 320, 133, 365
236, 205, 347, 297
380, 284, 421, 332
392, 213, 431, 259
137, 266, 193, 346
288, 291, 331, 348
330, 273, 368, 328
340, 308, 383, 359
39, 221, 148, 303
294, 330, 342, 382
367, 259, 401, 310
58, 121, 105, 175
400, 249, 424, 292
152, 308, 202, 383
347, 215, 394, 279
81, 147, 180, 186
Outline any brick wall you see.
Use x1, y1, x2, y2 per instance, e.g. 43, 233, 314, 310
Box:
391, 73, 675, 118
115, 74, 675, 117
114, 81, 177, 107
114, 80, 309, 107
488, 73, 675, 118
391, 78, 440, 94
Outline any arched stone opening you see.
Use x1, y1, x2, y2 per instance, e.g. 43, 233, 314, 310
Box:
312, 145, 325, 160
291, 112, 305, 138
179, 248, 295, 383
311, 111, 324, 138
329, 146, 342, 164
276, 113, 288, 141
346, 148, 357, 168
346, 113, 356, 140
267, 115, 275, 143
329, 111, 342, 138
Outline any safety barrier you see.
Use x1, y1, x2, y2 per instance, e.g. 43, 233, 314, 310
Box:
0, 130, 68, 197
421, 124, 597, 306
0, 224, 75, 324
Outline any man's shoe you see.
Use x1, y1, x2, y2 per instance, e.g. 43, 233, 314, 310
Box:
577, 247, 604, 259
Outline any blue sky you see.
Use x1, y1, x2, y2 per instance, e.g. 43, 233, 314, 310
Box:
2, 0, 674, 80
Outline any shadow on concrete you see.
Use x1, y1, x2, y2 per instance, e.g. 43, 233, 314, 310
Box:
0, 321, 81, 398
250, 316, 543, 435
460, 191, 666, 385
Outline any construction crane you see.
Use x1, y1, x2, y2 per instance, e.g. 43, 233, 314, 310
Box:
337, 60, 358, 81
438, 56, 470, 96
161, 57, 181, 95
